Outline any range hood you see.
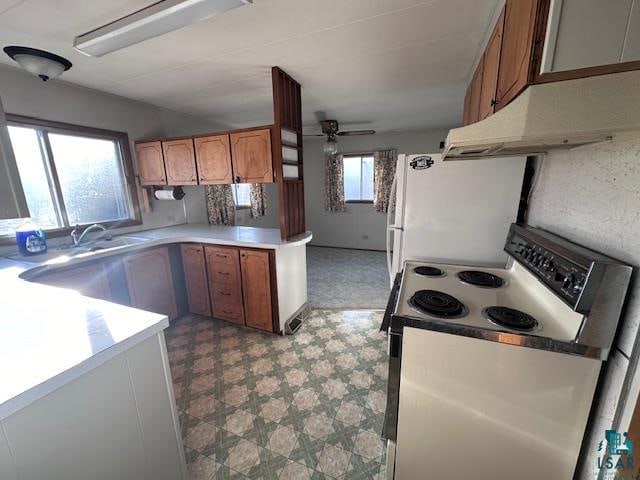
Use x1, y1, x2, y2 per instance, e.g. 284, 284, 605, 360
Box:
443, 70, 640, 160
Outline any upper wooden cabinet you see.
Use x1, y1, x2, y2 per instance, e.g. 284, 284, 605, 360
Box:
181, 244, 211, 317
240, 249, 273, 332
135, 141, 166, 186
162, 138, 197, 186
464, 58, 484, 126
194, 134, 233, 184
124, 247, 177, 320
230, 128, 273, 183
479, 8, 505, 120
37, 262, 112, 301
495, 0, 540, 110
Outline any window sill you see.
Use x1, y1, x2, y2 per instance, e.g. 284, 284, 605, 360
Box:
235, 205, 251, 210
0, 218, 142, 246
345, 200, 374, 204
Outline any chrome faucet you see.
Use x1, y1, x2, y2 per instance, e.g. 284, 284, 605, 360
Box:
70, 223, 112, 246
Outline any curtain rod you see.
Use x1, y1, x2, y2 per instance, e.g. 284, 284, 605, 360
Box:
340, 147, 397, 156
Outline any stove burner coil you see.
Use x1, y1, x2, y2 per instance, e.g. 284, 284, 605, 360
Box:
414, 266, 445, 277
409, 290, 467, 318
483, 306, 540, 332
457, 270, 504, 288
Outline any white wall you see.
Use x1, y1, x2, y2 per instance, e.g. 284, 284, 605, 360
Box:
304, 127, 450, 250
526, 136, 640, 479
0, 64, 225, 236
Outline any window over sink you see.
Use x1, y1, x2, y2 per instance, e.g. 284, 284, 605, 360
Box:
0, 116, 140, 237
232, 183, 251, 208
343, 154, 374, 203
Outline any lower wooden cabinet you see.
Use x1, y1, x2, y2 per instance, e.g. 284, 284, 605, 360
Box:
204, 245, 245, 325
240, 249, 273, 332
124, 247, 178, 320
36, 262, 112, 301
181, 244, 211, 317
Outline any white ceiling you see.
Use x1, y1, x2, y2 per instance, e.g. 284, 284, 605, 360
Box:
0, 0, 500, 133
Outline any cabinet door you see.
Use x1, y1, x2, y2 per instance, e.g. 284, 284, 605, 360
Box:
181, 244, 211, 317
162, 139, 197, 186
194, 134, 233, 184
204, 246, 245, 325
495, 0, 539, 110
467, 58, 484, 125
124, 247, 177, 320
230, 129, 273, 183
240, 249, 273, 332
38, 262, 111, 301
479, 7, 505, 120
135, 141, 166, 186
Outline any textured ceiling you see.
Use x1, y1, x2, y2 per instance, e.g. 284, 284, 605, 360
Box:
0, 0, 501, 133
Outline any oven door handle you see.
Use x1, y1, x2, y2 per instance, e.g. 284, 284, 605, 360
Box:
381, 272, 403, 332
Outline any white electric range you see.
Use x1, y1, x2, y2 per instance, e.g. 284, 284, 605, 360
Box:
381, 223, 632, 480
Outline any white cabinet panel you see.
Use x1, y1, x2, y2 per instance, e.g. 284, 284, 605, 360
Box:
548, 0, 633, 71
0, 428, 18, 480
622, 0, 640, 62
3, 354, 146, 480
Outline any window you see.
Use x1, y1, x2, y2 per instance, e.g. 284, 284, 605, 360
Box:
232, 183, 251, 208
343, 154, 374, 203
0, 116, 139, 237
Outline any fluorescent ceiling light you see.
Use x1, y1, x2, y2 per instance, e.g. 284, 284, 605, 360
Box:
74, 0, 253, 57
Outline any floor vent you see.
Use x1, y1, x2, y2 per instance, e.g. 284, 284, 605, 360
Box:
284, 304, 310, 335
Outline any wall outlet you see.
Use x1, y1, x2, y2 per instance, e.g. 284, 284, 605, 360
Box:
362, 235, 369, 240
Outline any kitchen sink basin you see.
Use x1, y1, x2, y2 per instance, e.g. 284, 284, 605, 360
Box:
7, 235, 151, 263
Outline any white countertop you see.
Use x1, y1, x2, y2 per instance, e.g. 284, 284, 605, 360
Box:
0, 224, 312, 420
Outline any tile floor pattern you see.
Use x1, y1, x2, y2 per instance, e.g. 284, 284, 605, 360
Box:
166, 310, 389, 480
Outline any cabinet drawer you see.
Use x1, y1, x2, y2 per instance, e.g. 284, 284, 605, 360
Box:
211, 282, 242, 305
210, 261, 239, 284
205, 246, 239, 265
213, 302, 244, 325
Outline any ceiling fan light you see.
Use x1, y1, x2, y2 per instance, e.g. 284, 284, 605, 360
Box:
3, 46, 72, 81
323, 137, 338, 156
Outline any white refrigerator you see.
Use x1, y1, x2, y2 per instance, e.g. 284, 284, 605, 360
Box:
386, 153, 526, 284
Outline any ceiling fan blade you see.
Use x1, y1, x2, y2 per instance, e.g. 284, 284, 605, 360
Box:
337, 130, 376, 136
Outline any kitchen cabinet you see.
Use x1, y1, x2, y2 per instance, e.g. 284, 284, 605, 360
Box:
124, 247, 177, 320
37, 262, 112, 301
194, 134, 233, 184
464, 58, 484, 125
230, 128, 273, 183
495, 0, 539, 110
240, 249, 273, 332
541, 0, 640, 73
162, 138, 197, 186
479, 8, 505, 120
135, 141, 166, 186
180, 244, 211, 317
204, 245, 245, 325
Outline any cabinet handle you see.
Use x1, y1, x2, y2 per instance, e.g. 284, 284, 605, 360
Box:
218, 271, 229, 275
220, 292, 231, 296
191, 176, 195, 181
490, 99, 496, 106
241, 253, 246, 258
215, 254, 227, 258
223, 310, 233, 314
234, 176, 241, 183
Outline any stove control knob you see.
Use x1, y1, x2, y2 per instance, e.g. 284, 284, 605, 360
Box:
573, 281, 584, 294
562, 273, 575, 289
536, 256, 545, 267
543, 259, 554, 271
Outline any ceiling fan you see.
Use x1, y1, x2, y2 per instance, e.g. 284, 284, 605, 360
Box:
305, 118, 376, 155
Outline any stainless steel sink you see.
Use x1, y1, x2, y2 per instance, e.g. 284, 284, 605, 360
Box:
8, 235, 151, 263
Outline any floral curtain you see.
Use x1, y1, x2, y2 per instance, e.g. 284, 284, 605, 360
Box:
324, 153, 345, 212
249, 184, 266, 218
205, 184, 235, 225
373, 149, 398, 213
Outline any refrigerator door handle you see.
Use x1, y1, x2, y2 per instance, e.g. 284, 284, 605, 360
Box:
387, 172, 399, 285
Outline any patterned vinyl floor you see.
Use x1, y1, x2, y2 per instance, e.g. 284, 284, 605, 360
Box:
306, 247, 390, 309
166, 310, 388, 480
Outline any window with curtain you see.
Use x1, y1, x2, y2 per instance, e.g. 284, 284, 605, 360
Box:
343, 154, 374, 203
232, 183, 251, 208
0, 117, 138, 236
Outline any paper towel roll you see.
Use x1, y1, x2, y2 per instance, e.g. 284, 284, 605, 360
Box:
154, 187, 185, 200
